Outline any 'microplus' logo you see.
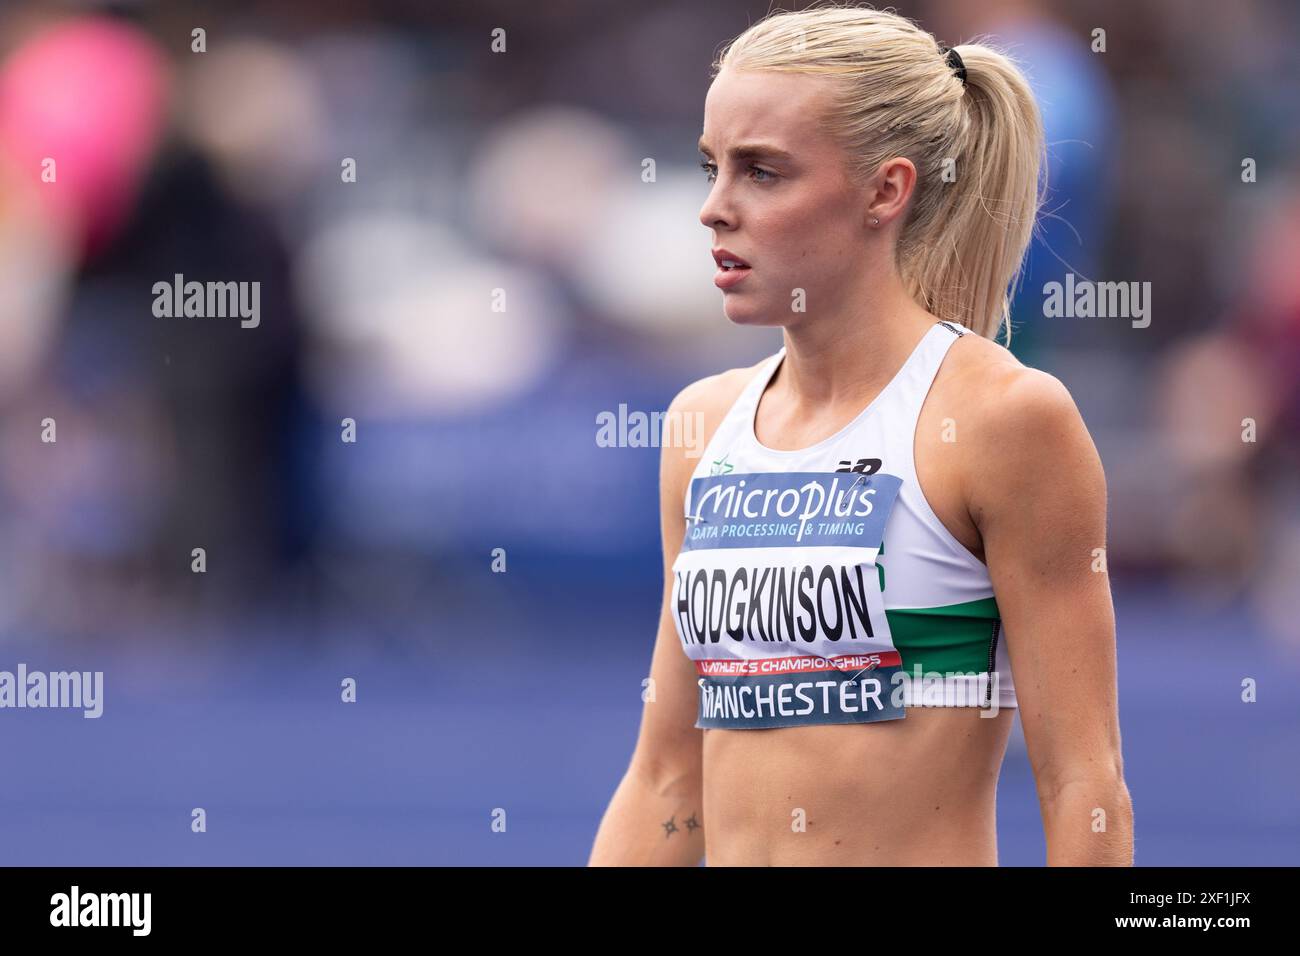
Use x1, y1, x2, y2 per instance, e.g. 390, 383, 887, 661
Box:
692, 474, 879, 527
681, 472, 903, 550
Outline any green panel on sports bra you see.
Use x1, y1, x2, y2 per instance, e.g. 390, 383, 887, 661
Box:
886, 596, 1000, 676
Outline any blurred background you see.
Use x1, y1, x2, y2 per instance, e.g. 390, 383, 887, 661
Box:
0, 0, 1297, 865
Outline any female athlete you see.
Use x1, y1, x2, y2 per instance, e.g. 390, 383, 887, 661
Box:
590, 5, 1132, 866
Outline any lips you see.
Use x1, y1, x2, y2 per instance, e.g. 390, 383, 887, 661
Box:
712, 248, 751, 270
712, 248, 752, 290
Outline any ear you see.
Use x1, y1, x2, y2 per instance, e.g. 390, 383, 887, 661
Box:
865, 156, 917, 228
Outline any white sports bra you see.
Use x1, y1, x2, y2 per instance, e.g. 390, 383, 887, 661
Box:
671, 321, 1016, 729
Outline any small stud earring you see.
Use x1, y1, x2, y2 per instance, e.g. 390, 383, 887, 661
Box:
871, 216, 880, 226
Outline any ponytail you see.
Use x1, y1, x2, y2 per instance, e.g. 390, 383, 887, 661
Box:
900, 43, 1045, 344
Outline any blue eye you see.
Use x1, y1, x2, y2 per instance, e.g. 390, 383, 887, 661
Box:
699, 161, 775, 183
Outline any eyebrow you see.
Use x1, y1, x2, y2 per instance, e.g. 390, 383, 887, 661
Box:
697, 138, 794, 163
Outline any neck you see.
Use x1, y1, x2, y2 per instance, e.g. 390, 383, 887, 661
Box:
774, 267, 938, 407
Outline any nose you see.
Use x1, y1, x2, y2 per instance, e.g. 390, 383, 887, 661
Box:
698, 178, 733, 232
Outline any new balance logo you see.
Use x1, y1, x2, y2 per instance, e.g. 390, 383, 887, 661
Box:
835, 458, 881, 474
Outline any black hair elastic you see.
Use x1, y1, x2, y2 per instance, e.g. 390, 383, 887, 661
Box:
938, 44, 967, 88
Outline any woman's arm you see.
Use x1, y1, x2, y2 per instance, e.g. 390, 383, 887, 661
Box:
588, 380, 726, 866
968, 367, 1134, 866
586, 573, 707, 866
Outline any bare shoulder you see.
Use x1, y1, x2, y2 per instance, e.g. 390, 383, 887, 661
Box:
939, 332, 1087, 442
661, 359, 765, 489
666, 359, 766, 448
938, 333, 1105, 518
668, 361, 761, 421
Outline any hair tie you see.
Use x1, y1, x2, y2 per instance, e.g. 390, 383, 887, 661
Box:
938, 44, 967, 88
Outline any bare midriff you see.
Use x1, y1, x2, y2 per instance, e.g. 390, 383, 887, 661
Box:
701, 705, 1016, 865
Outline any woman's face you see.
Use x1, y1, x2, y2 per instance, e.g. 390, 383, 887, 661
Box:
698, 67, 872, 326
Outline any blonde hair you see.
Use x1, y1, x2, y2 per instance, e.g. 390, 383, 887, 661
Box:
713, 4, 1045, 344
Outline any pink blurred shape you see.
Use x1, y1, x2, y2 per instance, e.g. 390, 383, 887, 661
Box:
0, 17, 169, 258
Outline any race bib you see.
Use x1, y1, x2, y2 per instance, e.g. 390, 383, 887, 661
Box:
671, 471, 906, 729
